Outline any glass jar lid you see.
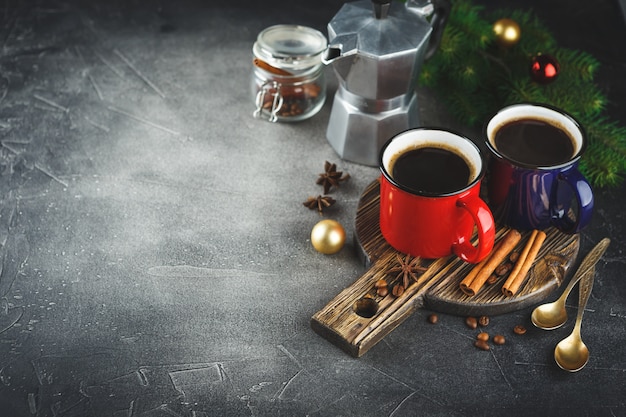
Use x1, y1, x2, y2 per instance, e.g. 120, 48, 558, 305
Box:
253, 25, 327, 71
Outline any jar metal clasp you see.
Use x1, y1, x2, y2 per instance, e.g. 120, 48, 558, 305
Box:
254, 81, 283, 123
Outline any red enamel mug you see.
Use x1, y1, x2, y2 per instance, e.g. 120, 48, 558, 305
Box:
379, 128, 495, 263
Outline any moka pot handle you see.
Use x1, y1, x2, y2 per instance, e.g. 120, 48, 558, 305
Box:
424, 0, 450, 60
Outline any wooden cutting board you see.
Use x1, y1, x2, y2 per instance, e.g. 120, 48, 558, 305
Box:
311, 179, 580, 357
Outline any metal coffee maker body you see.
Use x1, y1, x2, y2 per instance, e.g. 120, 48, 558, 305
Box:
323, 0, 449, 166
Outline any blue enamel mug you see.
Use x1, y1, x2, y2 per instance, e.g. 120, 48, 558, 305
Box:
485, 103, 594, 234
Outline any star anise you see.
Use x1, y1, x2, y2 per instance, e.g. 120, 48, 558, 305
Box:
316, 161, 350, 194
388, 254, 428, 289
303, 195, 336, 214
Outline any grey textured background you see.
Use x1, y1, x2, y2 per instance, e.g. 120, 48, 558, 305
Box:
0, 0, 624, 416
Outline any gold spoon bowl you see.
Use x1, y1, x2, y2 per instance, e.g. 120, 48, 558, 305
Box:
531, 277, 578, 330
554, 331, 590, 372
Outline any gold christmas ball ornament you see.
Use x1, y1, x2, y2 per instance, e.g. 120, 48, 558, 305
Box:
311, 219, 346, 254
493, 18, 521, 47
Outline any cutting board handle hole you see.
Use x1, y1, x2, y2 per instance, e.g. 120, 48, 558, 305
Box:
353, 297, 379, 318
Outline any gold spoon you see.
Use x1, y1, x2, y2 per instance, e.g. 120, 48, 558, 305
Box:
554, 265, 595, 372
531, 238, 610, 330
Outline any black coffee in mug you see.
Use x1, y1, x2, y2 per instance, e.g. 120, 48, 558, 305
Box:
494, 118, 575, 166
391, 146, 471, 194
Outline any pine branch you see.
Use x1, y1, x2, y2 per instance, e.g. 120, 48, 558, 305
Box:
417, 0, 626, 188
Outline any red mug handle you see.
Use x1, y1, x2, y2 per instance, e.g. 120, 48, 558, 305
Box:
452, 197, 496, 263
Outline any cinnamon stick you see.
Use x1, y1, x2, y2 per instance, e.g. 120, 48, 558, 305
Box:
459, 246, 495, 295
502, 230, 547, 297
505, 229, 538, 287
459, 229, 522, 296
253, 58, 292, 76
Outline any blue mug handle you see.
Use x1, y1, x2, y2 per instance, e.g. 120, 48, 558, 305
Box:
550, 168, 594, 234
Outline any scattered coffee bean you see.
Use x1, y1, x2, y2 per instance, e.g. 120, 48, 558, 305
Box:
376, 286, 388, 297
513, 325, 527, 335
474, 340, 490, 351
509, 252, 520, 263
495, 263, 510, 276
392, 284, 405, 297
486, 274, 498, 285
374, 279, 388, 289
478, 315, 490, 326
477, 332, 489, 342
465, 316, 478, 329
427, 314, 438, 324
493, 334, 506, 345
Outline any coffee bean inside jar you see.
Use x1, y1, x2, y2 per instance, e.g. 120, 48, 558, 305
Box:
251, 25, 327, 122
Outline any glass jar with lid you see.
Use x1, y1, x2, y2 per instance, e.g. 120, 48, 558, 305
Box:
251, 25, 327, 122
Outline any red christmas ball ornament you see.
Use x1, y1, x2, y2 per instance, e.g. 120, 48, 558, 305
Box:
530, 54, 560, 84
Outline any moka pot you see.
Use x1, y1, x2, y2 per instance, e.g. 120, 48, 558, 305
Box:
322, 0, 449, 166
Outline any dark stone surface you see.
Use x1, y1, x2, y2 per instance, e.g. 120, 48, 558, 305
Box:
0, 1, 624, 416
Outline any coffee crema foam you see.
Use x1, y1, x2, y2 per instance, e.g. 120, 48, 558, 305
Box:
491, 117, 578, 167
388, 143, 479, 184
387, 143, 478, 194
491, 116, 576, 145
